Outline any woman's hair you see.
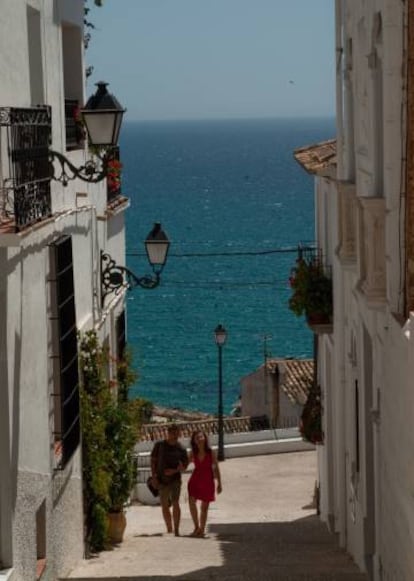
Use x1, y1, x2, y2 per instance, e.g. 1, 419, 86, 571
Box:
190, 430, 211, 455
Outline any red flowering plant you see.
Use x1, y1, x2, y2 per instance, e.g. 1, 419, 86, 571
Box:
106, 158, 122, 193
288, 253, 333, 323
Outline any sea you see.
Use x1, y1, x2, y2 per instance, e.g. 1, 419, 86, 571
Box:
119, 117, 335, 414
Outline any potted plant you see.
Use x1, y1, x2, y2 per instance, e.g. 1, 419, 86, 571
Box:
105, 400, 136, 543
79, 331, 149, 550
288, 254, 333, 329
300, 383, 324, 445
79, 330, 113, 553
106, 351, 144, 544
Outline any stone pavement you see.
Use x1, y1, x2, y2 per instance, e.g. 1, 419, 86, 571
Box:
66, 451, 368, 581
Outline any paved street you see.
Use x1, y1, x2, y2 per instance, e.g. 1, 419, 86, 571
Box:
67, 451, 368, 581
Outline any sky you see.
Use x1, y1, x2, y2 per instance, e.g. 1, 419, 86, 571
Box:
86, 0, 335, 122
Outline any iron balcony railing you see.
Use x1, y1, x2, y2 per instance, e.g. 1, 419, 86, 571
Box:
0, 106, 52, 232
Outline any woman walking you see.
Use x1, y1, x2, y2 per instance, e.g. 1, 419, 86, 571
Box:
187, 430, 222, 537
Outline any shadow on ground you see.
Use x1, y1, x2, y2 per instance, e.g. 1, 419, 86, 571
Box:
69, 515, 368, 581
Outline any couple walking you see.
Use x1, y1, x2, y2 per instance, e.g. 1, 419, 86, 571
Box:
150, 424, 222, 537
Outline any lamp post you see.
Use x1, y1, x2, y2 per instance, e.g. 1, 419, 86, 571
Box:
101, 222, 170, 306
214, 324, 227, 461
50, 81, 126, 185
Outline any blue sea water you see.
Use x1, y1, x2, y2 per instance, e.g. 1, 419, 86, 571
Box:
120, 117, 335, 414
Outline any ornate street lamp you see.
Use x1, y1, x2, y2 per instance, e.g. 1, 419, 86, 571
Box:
101, 222, 170, 306
214, 324, 228, 461
50, 81, 126, 185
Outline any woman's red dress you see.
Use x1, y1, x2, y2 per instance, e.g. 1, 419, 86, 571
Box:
188, 451, 215, 502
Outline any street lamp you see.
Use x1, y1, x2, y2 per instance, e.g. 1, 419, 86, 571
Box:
101, 222, 170, 306
50, 81, 126, 185
214, 324, 227, 461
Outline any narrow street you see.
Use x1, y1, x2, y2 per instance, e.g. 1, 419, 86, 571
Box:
67, 451, 367, 581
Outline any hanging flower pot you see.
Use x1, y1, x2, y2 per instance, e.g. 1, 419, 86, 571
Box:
288, 251, 333, 332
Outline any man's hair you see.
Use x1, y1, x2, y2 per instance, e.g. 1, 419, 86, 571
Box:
167, 424, 180, 433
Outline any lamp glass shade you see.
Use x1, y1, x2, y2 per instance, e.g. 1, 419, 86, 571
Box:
214, 324, 227, 346
145, 222, 170, 267
82, 110, 124, 147
81, 81, 125, 147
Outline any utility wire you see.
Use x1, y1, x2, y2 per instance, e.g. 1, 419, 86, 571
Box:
163, 280, 288, 288
126, 245, 313, 258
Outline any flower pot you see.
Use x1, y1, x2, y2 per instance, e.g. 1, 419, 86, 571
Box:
306, 313, 333, 334
107, 511, 127, 544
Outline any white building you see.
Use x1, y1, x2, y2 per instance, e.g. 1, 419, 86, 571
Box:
294, 1, 414, 579
240, 358, 314, 428
0, 1, 129, 579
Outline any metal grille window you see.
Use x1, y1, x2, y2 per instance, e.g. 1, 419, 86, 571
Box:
50, 235, 80, 469
0, 106, 52, 231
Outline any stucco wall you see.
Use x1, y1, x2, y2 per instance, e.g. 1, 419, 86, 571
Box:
240, 367, 268, 419
0, 1, 127, 578
316, 1, 412, 579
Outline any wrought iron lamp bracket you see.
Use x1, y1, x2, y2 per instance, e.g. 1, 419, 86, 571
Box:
49, 149, 109, 186
101, 252, 160, 306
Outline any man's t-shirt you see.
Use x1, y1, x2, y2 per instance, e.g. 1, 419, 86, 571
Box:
151, 440, 188, 484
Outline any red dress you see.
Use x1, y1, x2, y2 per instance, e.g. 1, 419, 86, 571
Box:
188, 451, 215, 502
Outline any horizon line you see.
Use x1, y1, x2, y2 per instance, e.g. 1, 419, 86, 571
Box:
123, 115, 336, 124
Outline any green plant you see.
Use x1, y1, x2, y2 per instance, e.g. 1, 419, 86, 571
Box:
288, 255, 333, 319
79, 330, 113, 552
106, 400, 136, 513
79, 332, 154, 547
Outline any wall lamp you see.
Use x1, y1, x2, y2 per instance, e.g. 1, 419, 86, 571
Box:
50, 81, 125, 185
101, 222, 170, 306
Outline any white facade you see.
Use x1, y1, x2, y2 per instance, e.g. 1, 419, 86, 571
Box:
309, 1, 414, 580
0, 1, 129, 579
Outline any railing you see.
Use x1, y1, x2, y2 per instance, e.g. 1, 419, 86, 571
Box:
65, 99, 84, 150
138, 415, 271, 442
0, 106, 52, 232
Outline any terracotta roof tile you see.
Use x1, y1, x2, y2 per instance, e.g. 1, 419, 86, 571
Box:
266, 358, 314, 405
293, 139, 337, 175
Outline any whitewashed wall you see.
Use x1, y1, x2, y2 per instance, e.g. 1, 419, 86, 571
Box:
315, 1, 414, 580
0, 1, 128, 579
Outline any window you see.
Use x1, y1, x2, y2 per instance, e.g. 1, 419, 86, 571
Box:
355, 380, 360, 474
49, 236, 80, 469
36, 501, 46, 579
27, 6, 44, 105
62, 23, 84, 150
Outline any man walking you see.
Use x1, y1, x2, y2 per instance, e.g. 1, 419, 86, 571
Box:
150, 424, 188, 536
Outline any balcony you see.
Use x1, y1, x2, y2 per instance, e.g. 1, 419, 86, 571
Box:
0, 106, 52, 233
288, 247, 333, 334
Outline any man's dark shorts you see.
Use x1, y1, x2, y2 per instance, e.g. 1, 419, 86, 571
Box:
159, 479, 181, 504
